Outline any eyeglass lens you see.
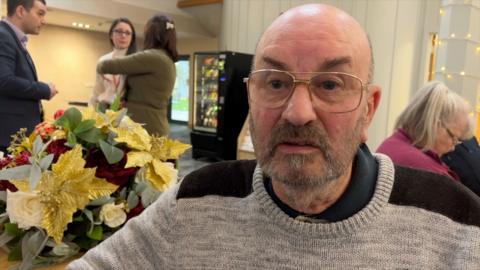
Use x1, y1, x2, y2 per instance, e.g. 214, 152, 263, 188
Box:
113, 29, 132, 36
444, 126, 461, 145
247, 69, 363, 113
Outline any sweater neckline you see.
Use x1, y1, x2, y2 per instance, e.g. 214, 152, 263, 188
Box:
252, 154, 395, 237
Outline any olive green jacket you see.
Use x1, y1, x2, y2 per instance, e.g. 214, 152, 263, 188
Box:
98, 49, 176, 136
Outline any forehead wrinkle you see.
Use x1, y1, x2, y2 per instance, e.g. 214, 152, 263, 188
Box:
258, 51, 353, 73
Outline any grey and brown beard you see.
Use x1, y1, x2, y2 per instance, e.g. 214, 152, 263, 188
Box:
250, 115, 364, 192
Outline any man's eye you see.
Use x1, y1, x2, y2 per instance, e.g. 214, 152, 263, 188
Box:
270, 80, 284, 89
322, 81, 340, 90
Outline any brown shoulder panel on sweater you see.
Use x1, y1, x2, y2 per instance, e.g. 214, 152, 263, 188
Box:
390, 165, 480, 227
177, 160, 257, 199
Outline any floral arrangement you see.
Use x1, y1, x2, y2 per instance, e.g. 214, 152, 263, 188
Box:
0, 105, 190, 269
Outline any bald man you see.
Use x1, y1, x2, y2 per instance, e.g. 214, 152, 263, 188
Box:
68, 4, 480, 269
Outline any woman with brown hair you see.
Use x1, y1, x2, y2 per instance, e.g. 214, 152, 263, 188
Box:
90, 18, 137, 109
97, 13, 178, 136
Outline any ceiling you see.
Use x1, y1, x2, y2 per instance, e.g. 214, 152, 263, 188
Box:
1, 0, 222, 39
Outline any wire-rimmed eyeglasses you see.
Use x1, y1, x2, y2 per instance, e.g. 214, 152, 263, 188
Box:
243, 69, 368, 113
442, 123, 462, 146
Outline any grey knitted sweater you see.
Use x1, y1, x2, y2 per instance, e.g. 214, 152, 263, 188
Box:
67, 154, 480, 269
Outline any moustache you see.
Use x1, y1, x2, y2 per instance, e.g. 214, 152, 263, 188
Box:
267, 122, 331, 158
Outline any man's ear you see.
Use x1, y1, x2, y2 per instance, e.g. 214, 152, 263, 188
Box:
16, 5, 26, 18
365, 85, 381, 124
360, 85, 381, 142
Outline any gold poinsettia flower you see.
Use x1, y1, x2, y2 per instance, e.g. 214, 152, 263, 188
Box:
11, 145, 118, 244
124, 136, 190, 192
80, 107, 107, 128
81, 107, 126, 130
112, 116, 152, 151
145, 160, 177, 191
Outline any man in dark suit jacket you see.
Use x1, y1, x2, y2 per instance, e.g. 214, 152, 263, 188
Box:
0, 0, 57, 153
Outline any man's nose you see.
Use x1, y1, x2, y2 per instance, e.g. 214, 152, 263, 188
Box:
281, 83, 317, 126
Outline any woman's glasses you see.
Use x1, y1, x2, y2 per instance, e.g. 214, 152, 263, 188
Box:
113, 29, 132, 36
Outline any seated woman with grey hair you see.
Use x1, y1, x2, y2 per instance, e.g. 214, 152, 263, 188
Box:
377, 81, 472, 181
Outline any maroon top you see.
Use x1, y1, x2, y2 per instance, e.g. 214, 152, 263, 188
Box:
376, 129, 459, 181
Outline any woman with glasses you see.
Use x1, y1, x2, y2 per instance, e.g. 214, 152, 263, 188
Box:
97, 13, 178, 136
90, 18, 137, 109
377, 81, 471, 181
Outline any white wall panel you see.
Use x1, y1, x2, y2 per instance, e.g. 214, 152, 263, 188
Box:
247, 1, 265, 53
362, 0, 398, 149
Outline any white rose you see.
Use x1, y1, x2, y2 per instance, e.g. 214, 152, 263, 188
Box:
6, 190, 43, 230
99, 203, 127, 228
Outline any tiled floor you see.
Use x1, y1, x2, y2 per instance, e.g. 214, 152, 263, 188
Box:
169, 122, 216, 178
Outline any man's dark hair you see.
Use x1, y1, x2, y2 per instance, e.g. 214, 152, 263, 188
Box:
7, 0, 46, 17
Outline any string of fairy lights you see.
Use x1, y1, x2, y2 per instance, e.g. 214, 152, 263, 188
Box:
435, 2, 480, 82
434, 0, 480, 133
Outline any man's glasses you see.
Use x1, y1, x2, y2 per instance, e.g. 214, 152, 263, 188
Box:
442, 123, 462, 146
113, 29, 132, 36
243, 69, 368, 113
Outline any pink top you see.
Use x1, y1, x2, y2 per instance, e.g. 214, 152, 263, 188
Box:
376, 129, 459, 181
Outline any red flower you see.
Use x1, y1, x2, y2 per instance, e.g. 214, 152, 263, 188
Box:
54, 109, 65, 120
46, 139, 71, 163
127, 202, 145, 220
34, 122, 56, 140
15, 151, 31, 166
0, 180, 17, 192
0, 156, 12, 170
85, 148, 138, 188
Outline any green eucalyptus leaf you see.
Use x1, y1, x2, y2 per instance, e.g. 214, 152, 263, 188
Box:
39, 154, 54, 171
22, 229, 48, 261
83, 209, 94, 224
99, 140, 124, 164
88, 196, 114, 206
118, 187, 127, 200
113, 108, 128, 127
0, 230, 15, 246
63, 107, 82, 129
140, 186, 161, 207
29, 164, 41, 190
110, 94, 121, 111
73, 119, 96, 134
0, 165, 31, 180
8, 242, 22, 261
67, 131, 77, 147
54, 114, 70, 130
32, 136, 44, 156
86, 225, 103, 241
51, 242, 79, 256
4, 223, 22, 236
127, 191, 139, 209
76, 128, 104, 144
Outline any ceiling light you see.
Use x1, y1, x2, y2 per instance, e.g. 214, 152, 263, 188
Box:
72, 22, 77, 27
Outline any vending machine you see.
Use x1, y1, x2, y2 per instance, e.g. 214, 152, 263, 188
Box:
190, 51, 253, 160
